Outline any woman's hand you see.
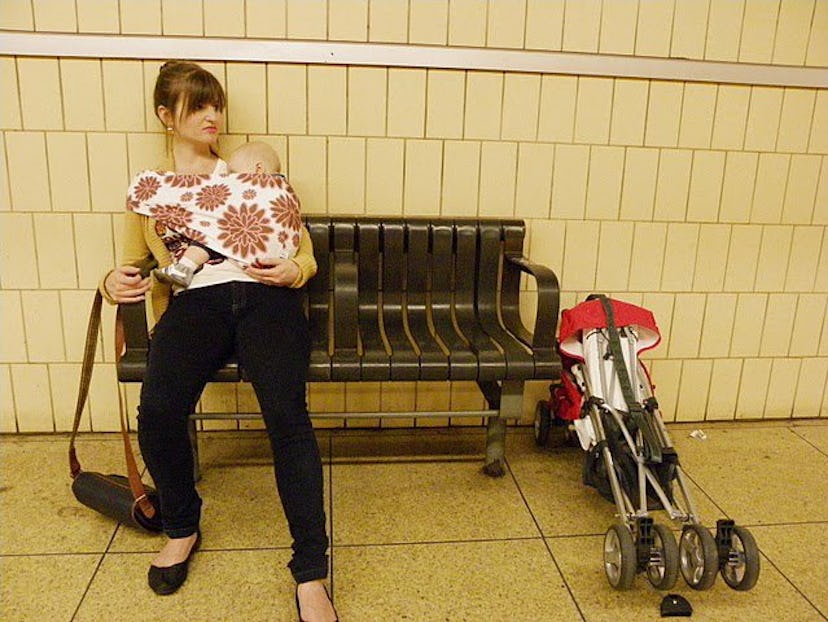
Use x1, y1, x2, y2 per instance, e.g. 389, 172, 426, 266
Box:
244, 258, 299, 287
104, 265, 152, 303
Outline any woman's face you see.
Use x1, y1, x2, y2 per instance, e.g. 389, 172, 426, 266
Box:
170, 102, 224, 148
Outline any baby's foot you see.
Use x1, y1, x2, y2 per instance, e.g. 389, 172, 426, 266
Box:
154, 263, 194, 288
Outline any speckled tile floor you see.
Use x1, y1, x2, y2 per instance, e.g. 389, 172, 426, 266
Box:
1, 421, 827, 621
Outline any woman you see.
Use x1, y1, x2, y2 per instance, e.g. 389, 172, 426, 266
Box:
100, 61, 337, 622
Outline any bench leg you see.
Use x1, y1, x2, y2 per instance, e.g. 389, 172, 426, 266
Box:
188, 417, 202, 482
482, 380, 524, 477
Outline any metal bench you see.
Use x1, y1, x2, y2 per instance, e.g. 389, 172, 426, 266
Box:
117, 216, 561, 477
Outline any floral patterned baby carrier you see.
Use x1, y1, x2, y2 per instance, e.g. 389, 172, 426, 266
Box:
127, 171, 303, 266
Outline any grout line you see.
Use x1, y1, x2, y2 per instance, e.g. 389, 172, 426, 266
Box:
69, 524, 119, 621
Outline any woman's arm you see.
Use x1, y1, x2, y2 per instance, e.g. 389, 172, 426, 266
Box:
244, 225, 317, 288
99, 211, 155, 303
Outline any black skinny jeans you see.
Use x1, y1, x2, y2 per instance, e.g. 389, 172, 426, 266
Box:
137, 281, 328, 583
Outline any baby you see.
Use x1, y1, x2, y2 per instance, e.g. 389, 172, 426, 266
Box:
154, 141, 284, 288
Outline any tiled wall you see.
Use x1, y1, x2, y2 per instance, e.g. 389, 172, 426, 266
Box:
1, 0, 826, 432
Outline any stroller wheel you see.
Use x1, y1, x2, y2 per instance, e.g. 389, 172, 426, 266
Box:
720, 525, 760, 591
679, 525, 718, 590
646, 523, 679, 590
533, 400, 551, 446
603, 524, 637, 590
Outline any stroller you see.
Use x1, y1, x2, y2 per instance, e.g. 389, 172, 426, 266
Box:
534, 295, 760, 592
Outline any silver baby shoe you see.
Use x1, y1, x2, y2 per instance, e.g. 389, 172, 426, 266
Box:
154, 263, 194, 288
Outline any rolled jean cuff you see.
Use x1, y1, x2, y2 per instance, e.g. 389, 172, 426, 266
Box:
166, 525, 199, 539
292, 565, 328, 584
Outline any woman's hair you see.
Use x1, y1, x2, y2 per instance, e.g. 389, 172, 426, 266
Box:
153, 61, 226, 127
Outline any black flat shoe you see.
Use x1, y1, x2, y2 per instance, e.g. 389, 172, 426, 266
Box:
148, 531, 201, 596
295, 583, 338, 622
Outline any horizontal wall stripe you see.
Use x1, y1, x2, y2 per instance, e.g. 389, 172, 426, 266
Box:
1, 31, 826, 88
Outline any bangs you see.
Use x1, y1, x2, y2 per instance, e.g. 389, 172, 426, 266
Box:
177, 70, 226, 119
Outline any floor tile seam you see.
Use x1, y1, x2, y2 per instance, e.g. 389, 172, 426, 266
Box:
789, 427, 828, 458
0, 551, 107, 558
330, 535, 546, 549
325, 456, 484, 467
327, 434, 336, 596
752, 545, 828, 621
70, 525, 120, 622
104, 544, 296, 556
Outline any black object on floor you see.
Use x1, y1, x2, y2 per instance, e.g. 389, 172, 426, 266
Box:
660, 593, 693, 617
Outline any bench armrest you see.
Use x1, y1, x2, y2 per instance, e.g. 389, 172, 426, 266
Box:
116, 300, 151, 382
503, 255, 560, 351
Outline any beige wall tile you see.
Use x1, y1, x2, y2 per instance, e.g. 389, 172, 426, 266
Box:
74, 213, 115, 289
329, 0, 368, 41
287, 0, 326, 39
59, 290, 96, 362
574, 78, 612, 144
765, 358, 800, 418
32, 0, 76, 31
142, 60, 163, 130
60, 59, 104, 131
711, 85, 750, 150
464, 72, 502, 140
120, 0, 162, 34
161, 0, 203, 35
610, 79, 648, 146
46, 133, 90, 212
739, 0, 780, 63
778, 89, 816, 153
724, 226, 761, 291
706, 358, 741, 420
487, 0, 526, 48
678, 83, 716, 149
754, 226, 793, 292
366, 138, 404, 215
102, 61, 145, 132
369, 0, 408, 42
34, 213, 77, 288
450, 381, 485, 411
409, 0, 448, 44
448, 0, 486, 46
751, 153, 789, 224
204, 0, 244, 36
585, 146, 623, 220
720, 151, 758, 223
77, 0, 119, 32
0, 135, 9, 211
699, 293, 738, 358
794, 357, 828, 417
348, 67, 387, 136
227, 63, 266, 134
288, 136, 326, 214
595, 222, 633, 292
0, 292, 27, 362
648, 359, 681, 420
21, 291, 64, 362
0, 0, 33, 29
653, 149, 691, 221
0, 58, 22, 129
525, 0, 564, 50
671, 0, 710, 60
0, 213, 39, 288
635, 0, 674, 57
562, 0, 600, 52
381, 381, 416, 418
810, 91, 828, 154
817, 228, 828, 291
308, 66, 346, 136
735, 358, 771, 419
0, 365, 17, 432
782, 155, 820, 224
246, 0, 286, 37
806, 0, 828, 66
773, 0, 815, 64
328, 138, 365, 214
527, 219, 565, 276
268, 64, 306, 135
760, 293, 798, 356
599, 0, 637, 54
744, 87, 784, 152
705, 0, 745, 61
48, 363, 83, 430
561, 221, 599, 291
668, 293, 705, 358
687, 151, 725, 222
11, 364, 53, 431
6, 132, 50, 212
404, 140, 442, 216
790, 294, 827, 356
345, 381, 381, 414
387, 69, 426, 137
645, 82, 682, 147
550, 144, 588, 219
786, 226, 822, 291
538, 75, 577, 142
619, 148, 658, 220
693, 225, 730, 291
440, 141, 480, 217
426, 70, 464, 139
87, 133, 128, 213
730, 293, 768, 354
502, 74, 540, 141
126, 133, 165, 175
676, 359, 713, 422
479, 142, 516, 217
88, 363, 121, 431
199, 382, 237, 415
628, 223, 667, 292
17, 58, 62, 130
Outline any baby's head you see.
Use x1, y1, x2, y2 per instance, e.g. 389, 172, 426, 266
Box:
227, 141, 282, 174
